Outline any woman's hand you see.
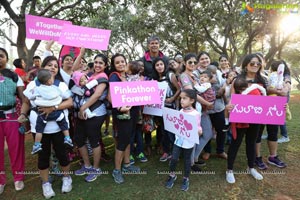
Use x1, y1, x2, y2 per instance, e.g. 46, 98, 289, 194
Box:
38, 106, 55, 118
226, 104, 235, 113
17, 114, 28, 123
119, 106, 131, 112
79, 108, 87, 120
165, 97, 173, 104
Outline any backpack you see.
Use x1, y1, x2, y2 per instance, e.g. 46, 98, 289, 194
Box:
0, 69, 18, 110
71, 74, 109, 111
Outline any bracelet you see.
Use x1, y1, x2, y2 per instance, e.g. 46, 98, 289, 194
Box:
21, 113, 28, 119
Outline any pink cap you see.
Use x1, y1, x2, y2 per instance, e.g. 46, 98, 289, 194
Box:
72, 71, 85, 86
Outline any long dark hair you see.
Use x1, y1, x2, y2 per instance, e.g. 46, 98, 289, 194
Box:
197, 51, 210, 62
270, 60, 290, 76
13, 58, 24, 69
152, 57, 168, 80
181, 89, 197, 108
41, 56, 64, 82
240, 54, 266, 88
110, 53, 127, 73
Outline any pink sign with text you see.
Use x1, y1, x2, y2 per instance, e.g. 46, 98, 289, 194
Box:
59, 24, 111, 50
229, 94, 287, 125
143, 82, 168, 116
25, 14, 71, 41
163, 108, 199, 144
109, 81, 161, 108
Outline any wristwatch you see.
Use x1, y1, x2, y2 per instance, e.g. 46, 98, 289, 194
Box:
54, 105, 59, 110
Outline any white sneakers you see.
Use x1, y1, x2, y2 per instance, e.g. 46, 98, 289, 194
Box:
42, 176, 72, 199
0, 181, 24, 195
14, 181, 24, 191
61, 176, 72, 193
0, 184, 5, 195
277, 136, 290, 143
226, 170, 235, 184
42, 182, 55, 199
249, 168, 263, 180
226, 169, 263, 184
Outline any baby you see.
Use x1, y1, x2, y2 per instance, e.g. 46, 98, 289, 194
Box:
29, 69, 73, 154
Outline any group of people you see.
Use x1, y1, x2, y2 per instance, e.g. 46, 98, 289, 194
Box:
0, 35, 292, 198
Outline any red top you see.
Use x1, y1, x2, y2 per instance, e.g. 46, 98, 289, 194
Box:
14, 68, 28, 87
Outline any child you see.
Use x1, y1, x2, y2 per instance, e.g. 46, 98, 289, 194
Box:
222, 70, 238, 132
196, 70, 216, 110
126, 61, 148, 163
165, 89, 202, 191
71, 71, 100, 118
269, 63, 285, 91
29, 69, 73, 154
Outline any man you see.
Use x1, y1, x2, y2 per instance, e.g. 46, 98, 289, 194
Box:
141, 36, 168, 78
28, 56, 42, 81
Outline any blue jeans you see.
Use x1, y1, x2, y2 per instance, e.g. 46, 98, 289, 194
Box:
130, 124, 144, 155
169, 144, 193, 178
280, 123, 288, 138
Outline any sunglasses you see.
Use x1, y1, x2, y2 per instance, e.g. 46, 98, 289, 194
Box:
249, 62, 262, 67
187, 61, 197, 65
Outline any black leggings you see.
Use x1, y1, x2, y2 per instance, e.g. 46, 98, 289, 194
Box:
74, 116, 106, 148
256, 124, 278, 143
114, 107, 139, 151
38, 131, 69, 170
227, 124, 260, 170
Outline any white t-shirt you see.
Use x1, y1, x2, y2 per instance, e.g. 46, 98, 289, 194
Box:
17, 76, 24, 87
60, 68, 71, 86
24, 80, 70, 134
174, 109, 201, 149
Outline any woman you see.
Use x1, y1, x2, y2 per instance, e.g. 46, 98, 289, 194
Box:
194, 52, 227, 161
109, 53, 140, 184
218, 54, 231, 85
226, 53, 266, 184
74, 53, 108, 182
152, 57, 181, 162
178, 53, 214, 171
13, 58, 30, 87
255, 60, 289, 170
19, 56, 73, 199
0, 48, 25, 194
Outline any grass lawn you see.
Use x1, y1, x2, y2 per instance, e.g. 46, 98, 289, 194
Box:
2, 94, 300, 200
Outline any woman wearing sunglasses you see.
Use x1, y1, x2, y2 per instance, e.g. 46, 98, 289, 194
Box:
178, 53, 214, 172
225, 53, 267, 184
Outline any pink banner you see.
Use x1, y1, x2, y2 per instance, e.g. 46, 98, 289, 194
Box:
59, 24, 111, 50
229, 94, 287, 125
25, 14, 71, 41
163, 108, 199, 144
109, 81, 161, 107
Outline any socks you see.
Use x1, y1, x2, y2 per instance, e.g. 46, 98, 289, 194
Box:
123, 163, 130, 168
225, 118, 229, 125
64, 135, 71, 140
34, 142, 41, 146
